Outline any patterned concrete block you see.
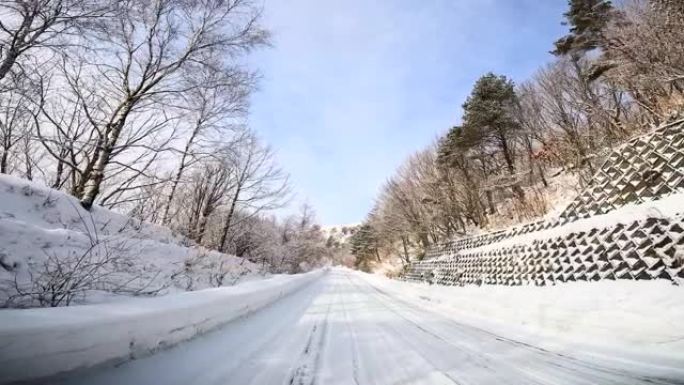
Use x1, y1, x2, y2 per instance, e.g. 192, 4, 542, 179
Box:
406, 120, 684, 286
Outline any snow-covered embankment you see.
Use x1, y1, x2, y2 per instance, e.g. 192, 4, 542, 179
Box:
0, 270, 326, 383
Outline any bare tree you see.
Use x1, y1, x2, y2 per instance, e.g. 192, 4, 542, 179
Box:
0, 0, 107, 85
0, 85, 32, 173
602, 0, 684, 121
161, 70, 254, 225
275, 204, 330, 273
217, 132, 290, 251
526, 58, 636, 185
189, 156, 233, 242
42, 0, 268, 209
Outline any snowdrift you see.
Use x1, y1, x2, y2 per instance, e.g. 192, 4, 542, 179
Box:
0, 269, 326, 383
0, 174, 262, 307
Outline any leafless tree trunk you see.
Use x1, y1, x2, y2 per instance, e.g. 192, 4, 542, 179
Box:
0, 88, 30, 173
218, 132, 290, 251
0, 0, 107, 85
38, 0, 268, 210
161, 72, 251, 225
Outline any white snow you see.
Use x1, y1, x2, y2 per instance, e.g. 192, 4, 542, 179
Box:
446, 191, 684, 257
38, 268, 684, 385
0, 174, 263, 306
320, 223, 357, 243
2, 177, 684, 384
0, 269, 326, 383
362, 271, 684, 365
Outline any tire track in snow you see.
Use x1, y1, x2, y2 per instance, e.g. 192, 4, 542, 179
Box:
352, 277, 550, 385
287, 299, 332, 385
339, 277, 362, 385
345, 275, 476, 385
366, 281, 646, 384
343, 274, 424, 384
380, 322, 464, 385
353, 276, 548, 384
221, 279, 327, 385
343, 274, 463, 385
358, 274, 684, 385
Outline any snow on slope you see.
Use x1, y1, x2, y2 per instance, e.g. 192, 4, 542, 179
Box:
483, 169, 582, 231
361, 271, 684, 364
321, 224, 357, 245
0, 175, 262, 307
458, 191, 684, 257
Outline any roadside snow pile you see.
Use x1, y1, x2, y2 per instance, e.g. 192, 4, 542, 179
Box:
0, 175, 262, 307
0, 270, 326, 383
362, 272, 684, 363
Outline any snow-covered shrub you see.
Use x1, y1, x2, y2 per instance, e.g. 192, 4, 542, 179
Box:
5, 234, 164, 308
0, 175, 262, 307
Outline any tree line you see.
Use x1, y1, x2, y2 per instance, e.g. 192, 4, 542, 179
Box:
0, 0, 337, 273
351, 0, 684, 270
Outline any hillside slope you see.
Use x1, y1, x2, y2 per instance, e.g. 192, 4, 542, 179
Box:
0, 175, 263, 308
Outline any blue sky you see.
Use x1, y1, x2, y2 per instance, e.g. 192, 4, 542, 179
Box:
249, 0, 568, 226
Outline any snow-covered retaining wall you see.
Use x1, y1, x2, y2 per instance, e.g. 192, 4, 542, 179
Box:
0, 270, 326, 383
423, 120, 684, 261
408, 120, 684, 286
407, 195, 684, 286
559, 119, 684, 219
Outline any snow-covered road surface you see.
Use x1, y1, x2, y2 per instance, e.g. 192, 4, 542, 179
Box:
50, 269, 684, 385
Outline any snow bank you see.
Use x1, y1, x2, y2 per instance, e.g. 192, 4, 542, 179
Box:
0, 269, 326, 383
0, 174, 262, 306
361, 271, 684, 365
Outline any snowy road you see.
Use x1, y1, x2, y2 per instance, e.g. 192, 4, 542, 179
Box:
51, 269, 684, 385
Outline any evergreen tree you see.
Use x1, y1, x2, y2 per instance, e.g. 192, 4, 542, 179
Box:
461, 73, 521, 176
436, 126, 474, 172
553, 0, 615, 56
349, 223, 381, 271
326, 235, 335, 248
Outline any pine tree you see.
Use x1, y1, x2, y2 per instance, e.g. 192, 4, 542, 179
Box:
437, 126, 476, 169
349, 223, 382, 270
553, 0, 614, 56
461, 73, 520, 176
